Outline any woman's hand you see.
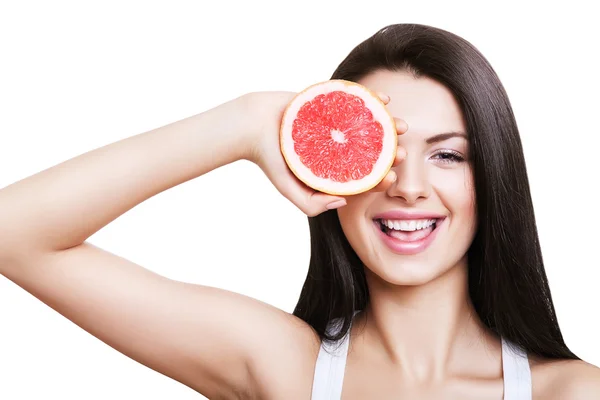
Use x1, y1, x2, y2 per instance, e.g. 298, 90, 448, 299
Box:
242, 91, 408, 217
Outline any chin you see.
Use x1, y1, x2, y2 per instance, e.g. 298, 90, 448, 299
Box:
365, 249, 471, 290
365, 259, 453, 287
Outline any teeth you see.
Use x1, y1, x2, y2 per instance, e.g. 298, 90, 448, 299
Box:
381, 218, 437, 231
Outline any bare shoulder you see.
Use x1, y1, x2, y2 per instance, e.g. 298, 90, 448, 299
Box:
530, 355, 600, 399
248, 311, 322, 398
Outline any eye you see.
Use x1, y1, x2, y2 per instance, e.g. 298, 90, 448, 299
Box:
431, 150, 465, 164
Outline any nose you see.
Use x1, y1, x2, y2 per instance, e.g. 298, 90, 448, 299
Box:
385, 152, 431, 204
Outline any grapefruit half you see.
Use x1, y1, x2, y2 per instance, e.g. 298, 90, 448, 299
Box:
280, 79, 397, 195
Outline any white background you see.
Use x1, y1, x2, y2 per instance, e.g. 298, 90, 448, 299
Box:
0, 1, 598, 398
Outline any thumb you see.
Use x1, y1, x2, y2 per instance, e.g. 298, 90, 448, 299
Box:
278, 169, 347, 217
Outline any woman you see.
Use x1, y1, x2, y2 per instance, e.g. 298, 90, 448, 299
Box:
0, 23, 598, 399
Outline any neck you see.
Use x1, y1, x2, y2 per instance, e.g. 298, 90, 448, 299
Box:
355, 258, 500, 382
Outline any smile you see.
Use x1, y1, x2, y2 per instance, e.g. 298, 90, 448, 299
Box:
373, 217, 445, 255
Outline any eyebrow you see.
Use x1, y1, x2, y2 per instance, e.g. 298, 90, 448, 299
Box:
425, 131, 468, 144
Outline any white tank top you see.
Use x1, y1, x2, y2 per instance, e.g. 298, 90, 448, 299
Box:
311, 316, 532, 399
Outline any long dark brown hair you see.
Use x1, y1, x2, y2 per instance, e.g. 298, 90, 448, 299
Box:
293, 23, 578, 360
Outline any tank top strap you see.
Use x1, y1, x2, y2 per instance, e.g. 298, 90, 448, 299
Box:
501, 337, 532, 399
311, 316, 353, 400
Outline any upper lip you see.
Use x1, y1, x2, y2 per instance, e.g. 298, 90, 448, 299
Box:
373, 210, 446, 221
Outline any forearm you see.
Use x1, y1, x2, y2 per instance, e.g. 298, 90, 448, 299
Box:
0, 95, 253, 260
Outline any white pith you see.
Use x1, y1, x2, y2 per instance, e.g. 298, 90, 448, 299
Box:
280, 80, 396, 195
330, 129, 347, 144
380, 218, 437, 232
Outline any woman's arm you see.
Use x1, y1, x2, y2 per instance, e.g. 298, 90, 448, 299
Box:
0, 92, 322, 398
0, 94, 253, 257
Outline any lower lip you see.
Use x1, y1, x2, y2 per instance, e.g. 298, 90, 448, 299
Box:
373, 218, 445, 255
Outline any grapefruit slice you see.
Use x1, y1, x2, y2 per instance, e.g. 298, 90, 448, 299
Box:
280, 79, 397, 196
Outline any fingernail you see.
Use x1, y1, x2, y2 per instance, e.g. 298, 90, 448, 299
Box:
396, 120, 408, 132
326, 199, 347, 210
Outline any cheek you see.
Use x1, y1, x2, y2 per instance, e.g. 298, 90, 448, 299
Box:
337, 197, 365, 232
337, 194, 373, 250
432, 167, 475, 213
432, 167, 477, 241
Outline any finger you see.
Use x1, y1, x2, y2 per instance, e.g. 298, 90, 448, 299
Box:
279, 168, 347, 216
375, 91, 390, 105
371, 170, 397, 192
313, 191, 347, 214
395, 117, 409, 135
299, 189, 347, 216
392, 145, 407, 167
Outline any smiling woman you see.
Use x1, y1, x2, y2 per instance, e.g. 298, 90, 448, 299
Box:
339, 71, 475, 274
0, 22, 599, 400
